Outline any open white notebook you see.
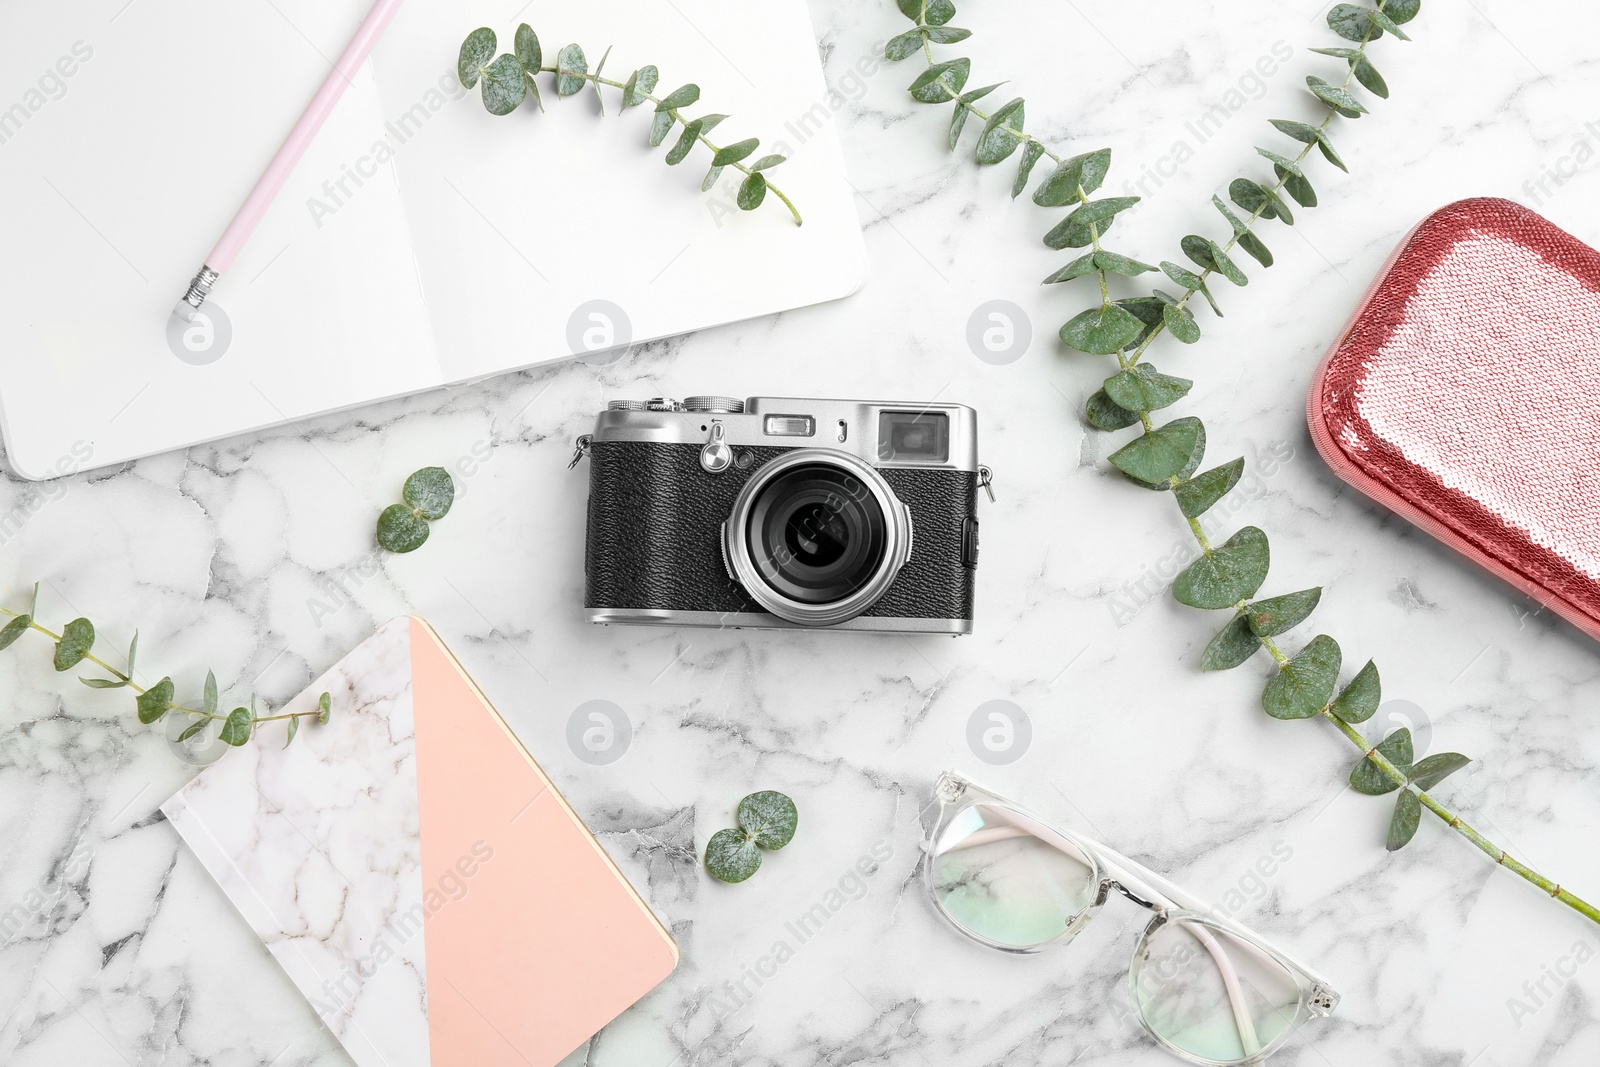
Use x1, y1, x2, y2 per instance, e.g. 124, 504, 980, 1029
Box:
0, 0, 864, 480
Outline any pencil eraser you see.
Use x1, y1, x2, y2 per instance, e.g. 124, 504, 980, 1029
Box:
171, 300, 198, 324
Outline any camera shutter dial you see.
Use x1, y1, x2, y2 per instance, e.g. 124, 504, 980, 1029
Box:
683, 396, 746, 414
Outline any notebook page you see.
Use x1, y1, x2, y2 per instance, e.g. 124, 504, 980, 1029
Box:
0, 0, 440, 479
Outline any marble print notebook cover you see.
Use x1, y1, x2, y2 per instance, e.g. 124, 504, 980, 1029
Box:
160, 617, 678, 1066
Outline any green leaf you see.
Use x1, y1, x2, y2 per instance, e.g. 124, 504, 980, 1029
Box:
666, 120, 703, 165
1117, 297, 1167, 346
1201, 613, 1263, 672
948, 102, 971, 149
1263, 635, 1342, 720
1352, 56, 1389, 98
285, 714, 299, 749
1276, 164, 1318, 208
177, 718, 208, 743
1206, 241, 1248, 286
1033, 148, 1112, 206
1043, 197, 1139, 250
749, 154, 786, 171
126, 631, 138, 677
1308, 75, 1368, 117
925, 25, 971, 43
220, 707, 252, 747
1247, 588, 1323, 637
513, 24, 541, 74
1094, 250, 1157, 277
622, 65, 659, 108
0, 614, 30, 651
957, 82, 1003, 107
1328, 4, 1383, 42
1386, 0, 1421, 24
590, 45, 612, 115
1411, 752, 1471, 791
1387, 790, 1421, 851
1230, 179, 1293, 226
1103, 364, 1192, 413
737, 791, 798, 850
738, 173, 768, 211
657, 84, 701, 111
921, 0, 957, 26
1059, 303, 1145, 355
1256, 147, 1302, 177
480, 54, 527, 115
885, 28, 925, 61
712, 138, 759, 166
909, 58, 971, 103
1270, 119, 1348, 172
1331, 660, 1381, 723
136, 677, 174, 725
555, 43, 588, 97
974, 97, 1025, 164
79, 677, 126, 689
701, 165, 724, 192
377, 504, 430, 553
1368, 9, 1411, 40
1211, 196, 1274, 267
1351, 728, 1414, 795
54, 618, 94, 672
203, 670, 218, 716
1012, 141, 1047, 198
1085, 390, 1141, 431
705, 827, 762, 883
1173, 527, 1270, 609
318, 691, 332, 725
1042, 252, 1098, 284
1108, 417, 1205, 487
648, 110, 675, 148
458, 28, 496, 89
1163, 302, 1201, 344
1174, 459, 1245, 519
402, 467, 454, 520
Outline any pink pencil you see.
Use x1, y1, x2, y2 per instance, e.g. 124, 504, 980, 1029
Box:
173, 0, 406, 321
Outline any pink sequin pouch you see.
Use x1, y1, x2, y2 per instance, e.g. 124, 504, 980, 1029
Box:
1310, 197, 1600, 641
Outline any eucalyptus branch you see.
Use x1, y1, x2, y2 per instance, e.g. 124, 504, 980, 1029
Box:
0, 587, 329, 755
887, 0, 1600, 928
458, 26, 801, 225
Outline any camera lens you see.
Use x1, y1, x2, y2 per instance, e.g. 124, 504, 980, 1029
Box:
748, 465, 888, 604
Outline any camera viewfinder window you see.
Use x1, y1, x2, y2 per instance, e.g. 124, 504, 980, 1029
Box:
878, 411, 950, 464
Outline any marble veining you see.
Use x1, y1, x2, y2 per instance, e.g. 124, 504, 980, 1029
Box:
4, 0, 1600, 1065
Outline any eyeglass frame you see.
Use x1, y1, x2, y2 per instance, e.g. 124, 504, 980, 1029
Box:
922, 771, 1340, 1067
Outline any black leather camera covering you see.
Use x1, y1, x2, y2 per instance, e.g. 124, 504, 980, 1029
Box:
584, 441, 977, 621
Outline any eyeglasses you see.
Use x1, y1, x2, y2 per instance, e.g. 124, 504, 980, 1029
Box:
924, 772, 1338, 1066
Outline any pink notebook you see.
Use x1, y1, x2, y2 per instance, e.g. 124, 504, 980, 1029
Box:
161, 617, 678, 1066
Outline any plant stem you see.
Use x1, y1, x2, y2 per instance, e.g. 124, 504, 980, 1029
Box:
0, 606, 319, 728
543, 66, 803, 226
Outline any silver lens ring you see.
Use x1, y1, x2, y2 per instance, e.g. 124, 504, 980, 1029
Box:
723, 449, 912, 626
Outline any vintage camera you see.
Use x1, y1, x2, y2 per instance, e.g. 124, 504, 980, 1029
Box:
576, 396, 988, 634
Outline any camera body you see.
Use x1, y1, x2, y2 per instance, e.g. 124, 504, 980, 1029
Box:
582, 396, 983, 634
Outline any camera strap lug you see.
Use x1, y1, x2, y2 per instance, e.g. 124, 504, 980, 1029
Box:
977, 464, 995, 503
700, 421, 733, 474
568, 434, 593, 470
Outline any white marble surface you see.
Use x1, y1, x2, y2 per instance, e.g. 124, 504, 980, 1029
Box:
4, 1, 1600, 1065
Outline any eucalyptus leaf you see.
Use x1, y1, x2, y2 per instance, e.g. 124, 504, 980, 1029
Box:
1368, 9, 1411, 40
922, 0, 957, 26
1411, 752, 1471, 791
480, 54, 527, 115
737, 791, 798, 850
1012, 141, 1047, 198
738, 173, 768, 210
136, 677, 175, 725
1059, 304, 1145, 355
286, 714, 300, 749
623, 65, 659, 108
749, 154, 786, 171
1094, 250, 1157, 277
648, 110, 674, 147
1174, 459, 1245, 520
909, 58, 971, 103
554, 43, 588, 96
705, 827, 762, 883
1085, 390, 1141, 431
513, 24, 541, 74
1163, 302, 1201, 344
1108, 417, 1205, 487
666, 121, 703, 165
1034, 148, 1112, 206
1307, 75, 1368, 117
1276, 164, 1318, 208
1262, 635, 1342, 720
0, 614, 30, 652
1387, 790, 1421, 851
220, 707, 252, 747
1330, 660, 1381, 723
885, 29, 925, 61
1117, 297, 1167, 346
126, 632, 138, 677
1103, 364, 1192, 413
948, 103, 971, 149
1247, 588, 1323, 638
657, 84, 701, 111
1200, 613, 1263, 672
974, 97, 1025, 165
1212, 196, 1275, 266
1328, 3, 1383, 42
1352, 56, 1388, 98
1350, 728, 1414, 795
80, 677, 127, 689
1385, 0, 1421, 23
203, 670, 218, 715
54, 618, 94, 672
318, 691, 332, 725
925, 25, 971, 43
1172, 527, 1270, 610
402, 467, 454, 520
177, 718, 208, 743
1256, 147, 1303, 177
701, 165, 725, 192
1230, 178, 1293, 225
458, 28, 496, 89
377, 504, 430, 553
1042, 253, 1098, 284
713, 138, 759, 166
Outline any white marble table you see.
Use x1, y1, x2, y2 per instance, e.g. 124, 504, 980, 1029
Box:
4, 1, 1600, 1064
